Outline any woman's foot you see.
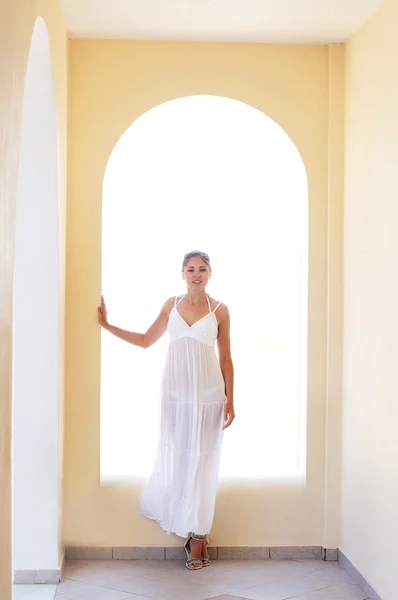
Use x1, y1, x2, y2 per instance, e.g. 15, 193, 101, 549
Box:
184, 536, 203, 570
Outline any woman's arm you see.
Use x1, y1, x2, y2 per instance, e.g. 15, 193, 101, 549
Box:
217, 304, 235, 430
98, 295, 174, 349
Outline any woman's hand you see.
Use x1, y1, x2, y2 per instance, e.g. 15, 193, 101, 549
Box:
223, 402, 235, 430
98, 295, 109, 328
96, 296, 171, 348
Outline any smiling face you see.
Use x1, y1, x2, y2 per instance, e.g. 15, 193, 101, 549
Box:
183, 256, 211, 291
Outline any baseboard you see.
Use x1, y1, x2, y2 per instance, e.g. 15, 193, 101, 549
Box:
14, 550, 65, 585
14, 568, 62, 585
322, 547, 339, 561
59, 550, 66, 580
65, 545, 330, 561
338, 550, 383, 600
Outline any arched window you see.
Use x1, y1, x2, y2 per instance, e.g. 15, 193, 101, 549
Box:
101, 95, 308, 481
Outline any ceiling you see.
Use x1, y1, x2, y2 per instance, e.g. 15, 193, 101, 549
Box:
60, 0, 385, 44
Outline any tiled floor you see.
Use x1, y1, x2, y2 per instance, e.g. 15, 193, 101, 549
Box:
13, 559, 369, 600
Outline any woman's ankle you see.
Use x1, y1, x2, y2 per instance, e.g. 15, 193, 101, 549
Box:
188, 537, 202, 558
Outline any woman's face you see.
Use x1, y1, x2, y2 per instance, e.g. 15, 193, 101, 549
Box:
183, 257, 211, 291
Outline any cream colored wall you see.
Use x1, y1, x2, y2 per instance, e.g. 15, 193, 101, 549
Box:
0, 0, 67, 596
342, 0, 398, 598
324, 44, 344, 551
65, 40, 344, 548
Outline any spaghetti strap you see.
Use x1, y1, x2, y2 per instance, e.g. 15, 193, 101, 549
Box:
206, 294, 212, 313
175, 295, 185, 308
213, 301, 222, 313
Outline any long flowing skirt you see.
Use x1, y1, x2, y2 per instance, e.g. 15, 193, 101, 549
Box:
140, 337, 225, 537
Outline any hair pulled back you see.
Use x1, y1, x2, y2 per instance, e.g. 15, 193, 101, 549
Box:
182, 251, 211, 272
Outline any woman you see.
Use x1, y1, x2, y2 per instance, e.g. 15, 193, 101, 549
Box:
98, 251, 235, 570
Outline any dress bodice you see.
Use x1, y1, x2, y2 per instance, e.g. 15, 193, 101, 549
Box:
168, 295, 221, 348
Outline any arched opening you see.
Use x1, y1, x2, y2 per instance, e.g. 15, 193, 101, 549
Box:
100, 95, 308, 482
12, 16, 60, 584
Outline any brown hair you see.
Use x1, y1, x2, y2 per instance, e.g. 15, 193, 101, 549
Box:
182, 251, 211, 272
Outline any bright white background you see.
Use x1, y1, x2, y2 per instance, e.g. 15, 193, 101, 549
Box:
100, 95, 308, 481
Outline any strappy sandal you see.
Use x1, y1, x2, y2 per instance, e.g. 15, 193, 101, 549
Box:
184, 534, 203, 570
201, 535, 210, 567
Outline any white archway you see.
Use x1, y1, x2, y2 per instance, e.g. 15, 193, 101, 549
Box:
100, 95, 308, 482
12, 16, 61, 583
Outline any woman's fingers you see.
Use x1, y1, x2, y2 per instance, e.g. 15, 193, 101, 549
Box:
98, 297, 107, 325
223, 417, 232, 430
99, 296, 107, 316
223, 408, 235, 430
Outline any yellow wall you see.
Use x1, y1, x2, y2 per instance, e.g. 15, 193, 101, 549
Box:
0, 0, 67, 596
65, 40, 344, 548
342, 0, 398, 597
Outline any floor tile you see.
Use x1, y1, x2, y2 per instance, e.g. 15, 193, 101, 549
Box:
295, 582, 369, 599
56, 579, 137, 599
56, 576, 157, 597
231, 571, 346, 600
207, 594, 252, 600
301, 565, 356, 586
13, 584, 57, 600
205, 596, 253, 600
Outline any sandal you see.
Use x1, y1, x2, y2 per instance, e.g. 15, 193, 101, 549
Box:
201, 535, 210, 567
184, 534, 204, 570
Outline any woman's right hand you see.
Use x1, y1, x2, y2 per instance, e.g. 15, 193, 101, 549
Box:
98, 295, 108, 328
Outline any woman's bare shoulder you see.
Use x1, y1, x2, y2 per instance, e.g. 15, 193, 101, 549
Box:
209, 297, 229, 316
161, 296, 177, 316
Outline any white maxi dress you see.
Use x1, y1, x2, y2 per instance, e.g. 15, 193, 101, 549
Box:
140, 294, 226, 538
